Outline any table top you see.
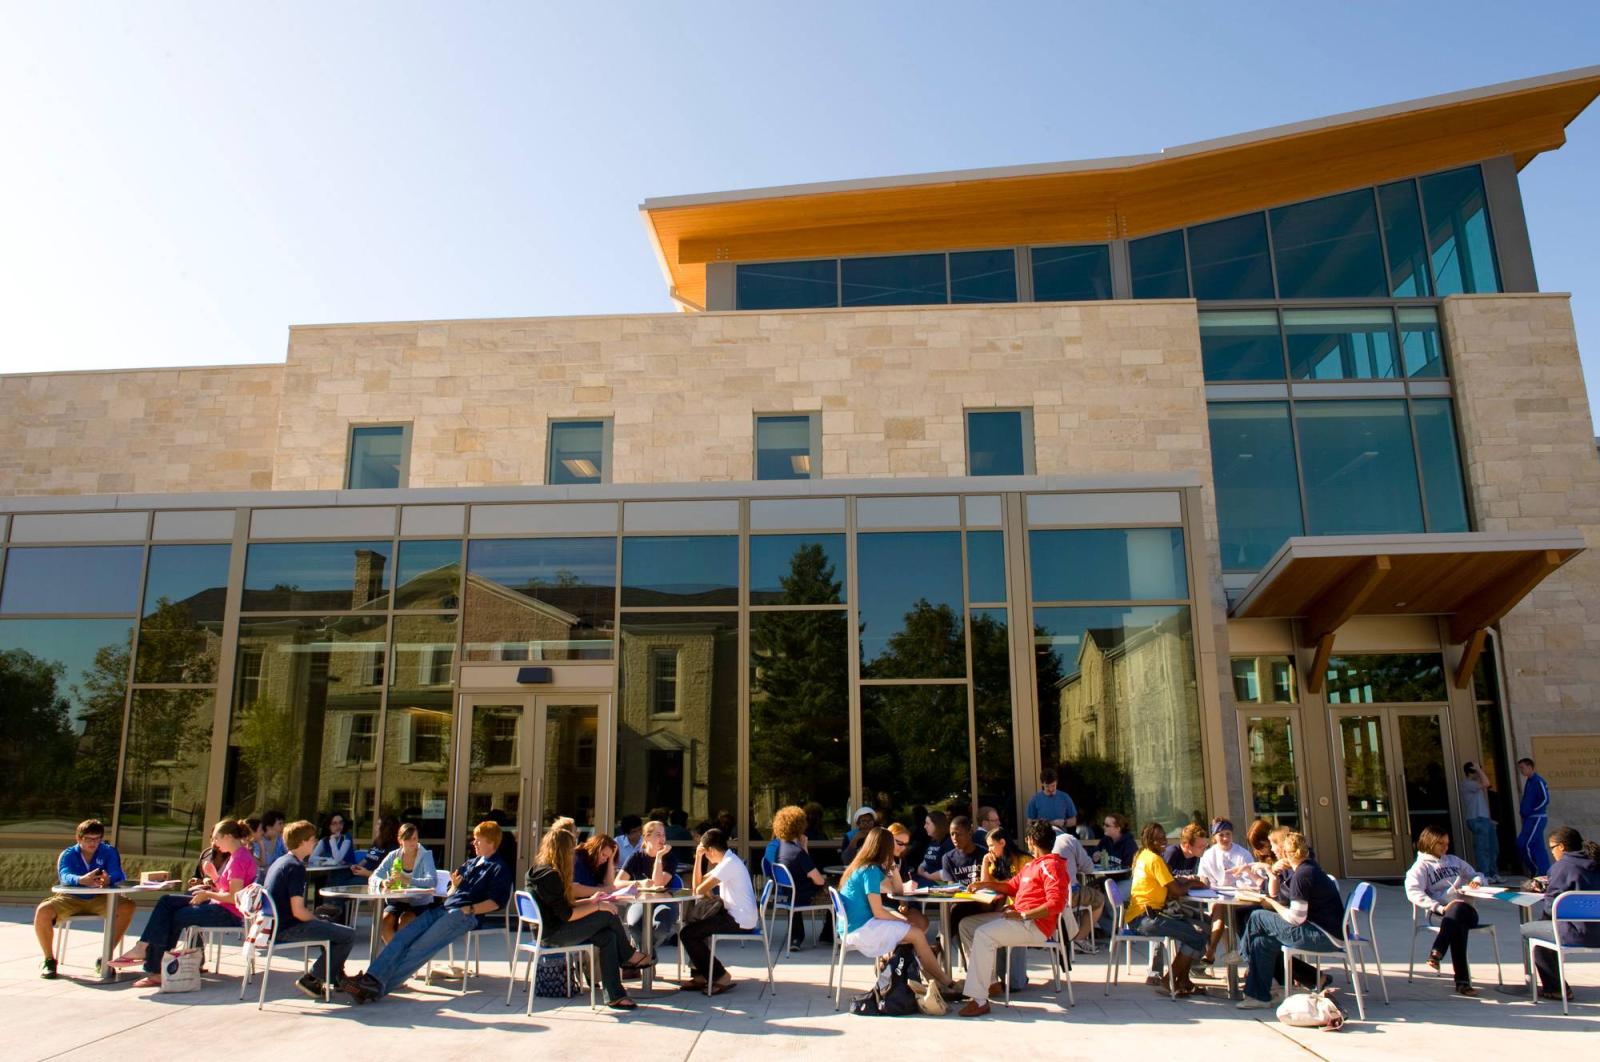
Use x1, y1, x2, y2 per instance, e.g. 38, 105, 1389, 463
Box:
822, 865, 847, 876
1461, 885, 1546, 908
318, 884, 434, 900
52, 881, 178, 896
627, 888, 696, 905
1088, 866, 1130, 877
304, 863, 343, 873
903, 888, 970, 903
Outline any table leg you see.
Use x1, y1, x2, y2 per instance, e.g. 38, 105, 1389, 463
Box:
641, 905, 655, 993
100, 894, 119, 982
1224, 907, 1241, 1000
368, 902, 381, 960
939, 905, 953, 980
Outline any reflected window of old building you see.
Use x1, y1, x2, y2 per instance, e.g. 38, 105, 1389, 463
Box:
138, 544, 230, 684
1231, 655, 1298, 704
343, 712, 377, 764
487, 715, 519, 768
649, 648, 679, 715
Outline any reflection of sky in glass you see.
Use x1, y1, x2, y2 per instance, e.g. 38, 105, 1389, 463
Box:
467, 537, 615, 589
143, 544, 231, 615
749, 534, 845, 603
398, 540, 462, 584
1029, 529, 1188, 601
1, 546, 143, 614
857, 531, 963, 666
1033, 605, 1187, 682
622, 536, 738, 601
0, 618, 132, 726
245, 541, 393, 592
966, 531, 1006, 603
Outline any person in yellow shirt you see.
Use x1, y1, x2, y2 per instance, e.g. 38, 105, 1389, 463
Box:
1124, 822, 1208, 996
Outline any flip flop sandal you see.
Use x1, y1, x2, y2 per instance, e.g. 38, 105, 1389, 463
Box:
710, 981, 737, 996
108, 954, 145, 969
132, 975, 161, 988
675, 980, 708, 992
608, 997, 638, 1010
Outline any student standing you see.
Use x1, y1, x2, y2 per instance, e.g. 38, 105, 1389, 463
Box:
1460, 763, 1500, 881
34, 819, 136, 979
1516, 758, 1552, 876
1025, 768, 1078, 829
264, 820, 355, 999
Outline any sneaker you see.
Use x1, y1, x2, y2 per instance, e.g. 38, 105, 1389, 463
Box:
40, 958, 58, 980
294, 974, 324, 1000
1072, 939, 1100, 955
1236, 996, 1273, 1010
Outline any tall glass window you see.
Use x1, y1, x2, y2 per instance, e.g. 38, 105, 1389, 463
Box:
464, 537, 616, 660
861, 685, 971, 824
243, 541, 392, 612
1284, 308, 1400, 380
1269, 189, 1386, 298
749, 610, 850, 841
1243, 715, 1302, 830
965, 410, 1031, 476
1128, 231, 1190, 299
755, 414, 818, 480
971, 607, 1016, 821
1208, 402, 1304, 571
1030, 245, 1112, 302
1187, 213, 1274, 300
736, 259, 838, 310
841, 254, 946, 306
548, 420, 608, 485
621, 536, 738, 607
384, 613, 457, 859
949, 249, 1018, 304
1294, 400, 1423, 535
1029, 528, 1188, 602
138, 544, 231, 683
1398, 307, 1445, 377
1378, 180, 1432, 297
346, 425, 408, 490
0, 546, 143, 614
857, 531, 965, 679
120, 689, 214, 858
1421, 165, 1500, 296
1413, 399, 1470, 532
1199, 311, 1284, 381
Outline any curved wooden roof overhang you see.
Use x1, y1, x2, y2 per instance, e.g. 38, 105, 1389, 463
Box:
1229, 532, 1586, 693
640, 66, 1600, 309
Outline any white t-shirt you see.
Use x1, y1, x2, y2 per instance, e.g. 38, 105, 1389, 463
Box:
707, 852, 760, 929
1198, 842, 1251, 885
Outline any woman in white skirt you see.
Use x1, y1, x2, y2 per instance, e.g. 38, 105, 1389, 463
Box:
837, 827, 961, 995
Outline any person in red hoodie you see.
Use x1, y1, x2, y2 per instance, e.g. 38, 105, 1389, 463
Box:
957, 819, 1071, 1017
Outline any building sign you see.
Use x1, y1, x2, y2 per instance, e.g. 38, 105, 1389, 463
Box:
423, 799, 447, 818
1531, 735, 1600, 789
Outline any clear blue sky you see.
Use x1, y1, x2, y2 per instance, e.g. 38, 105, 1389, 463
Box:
4, 4, 1599, 430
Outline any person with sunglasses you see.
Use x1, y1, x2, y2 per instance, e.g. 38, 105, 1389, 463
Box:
1521, 826, 1600, 1002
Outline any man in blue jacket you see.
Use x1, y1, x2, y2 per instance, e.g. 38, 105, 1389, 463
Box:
1515, 757, 1552, 876
34, 819, 135, 979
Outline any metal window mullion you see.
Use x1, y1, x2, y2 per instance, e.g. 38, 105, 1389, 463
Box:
845, 497, 863, 816
109, 517, 154, 845
205, 510, 251, 829
1404, 394, 1433, 534
1372, 186, 1396, 298
736, 498, 750, 852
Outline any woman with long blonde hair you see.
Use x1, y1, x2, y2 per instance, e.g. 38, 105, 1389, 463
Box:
837, 827, 960, 995
525, 827, 650, 1010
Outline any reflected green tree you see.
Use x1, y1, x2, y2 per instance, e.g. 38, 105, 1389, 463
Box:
0, 650, 77, 822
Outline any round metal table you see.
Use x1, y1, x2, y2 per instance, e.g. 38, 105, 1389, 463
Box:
317, 884, 436, 958
625, 888, 696, 993
51, 882, 179, 981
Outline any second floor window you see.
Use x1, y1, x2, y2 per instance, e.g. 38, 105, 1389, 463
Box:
755, 414, 819, 480
548, 420, 609, 485
965, 409, 1033, 476
650, 648, 679, 715
347, 424, 409, 489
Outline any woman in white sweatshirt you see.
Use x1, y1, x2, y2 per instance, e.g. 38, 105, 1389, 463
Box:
1404, 826, 1486, 995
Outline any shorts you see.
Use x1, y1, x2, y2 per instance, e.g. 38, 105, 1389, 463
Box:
383, 899, 437, 919
42, 894, 112, 920
844, 917, 911, 958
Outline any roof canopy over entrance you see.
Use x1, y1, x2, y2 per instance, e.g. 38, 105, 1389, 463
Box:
1230, 531, 1585, 692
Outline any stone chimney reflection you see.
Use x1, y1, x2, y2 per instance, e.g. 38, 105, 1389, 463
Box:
353, 548, 386, 608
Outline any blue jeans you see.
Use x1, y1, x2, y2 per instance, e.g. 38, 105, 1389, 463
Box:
623, 901, 679, 957
138, 894, 242, 973
1131, 912, 1207, 960
1467, 817, 1499, 875
1239, 908, 1341, 1002
364, 906, 475, 997
276, 916, 355, 983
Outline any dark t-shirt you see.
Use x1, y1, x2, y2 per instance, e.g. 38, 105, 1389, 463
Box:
263, 852, 306, 922
775, 841, 818, 904
1161, 843, 1199, 875
1288, 859, 1343, 940
1096, 832, 1136, 868
446, 856, 512, 927
622, 846, 679, 884
921, 836, 953, 877
573, 849, 603, 887
941, 844, 984, 886
526, 864, 572, 930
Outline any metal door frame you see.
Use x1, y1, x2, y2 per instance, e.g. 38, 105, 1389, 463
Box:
1327, 703, 1455, 878
1236, 708, 1312, 841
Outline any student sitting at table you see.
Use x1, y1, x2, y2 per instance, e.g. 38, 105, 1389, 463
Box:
1236, 831, 1343, 1009
372, 823, 439, 943
982, 827, 1029, 883
616, 814, 645, 870
34, 819, 136, 980
1246, 818, 1275, 864
1197, 818, 1253, 966
835, 827, 962, 999
616, 818, 681, 959
839, 806, 879, 865
942, 815, 989, 946
916, 811, 954, 886
1404, 825, 1487, 995
311, 810, 359, 888
1093, 813, 1136, 868
676, 828, 771, 996
1163, 823, 1209, 877
252, 810, 287, 884
342, 821, 512, 1004
767, 806, 831, 950
264, 820, 356, 999
883, 823, 931, 933
957, 820, 1072, 1017
974, 806, 1002, 847
1051, 827, 1104, 954
526, 826, 649, 1010
1520, 825, 1600, 1003
572, 833, 619, 898
349, 815, 400, 884
110, 819, 256, 986
1122, 822, 1207, 997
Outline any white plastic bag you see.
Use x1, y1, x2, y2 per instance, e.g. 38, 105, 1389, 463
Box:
157, 945, 204, 993
1276, 990, 1345, 1030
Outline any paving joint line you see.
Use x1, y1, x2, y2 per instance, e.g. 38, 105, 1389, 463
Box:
38, 1005, 182, 1062
1255, 1016, 1334, 1061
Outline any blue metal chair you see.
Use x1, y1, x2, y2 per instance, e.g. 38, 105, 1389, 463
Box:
767, 860, 832, 956
1282, 879, 1386, 1020
1103, 877, 1176, 999
1527, 890, 1600, 1015
826, 885, 880, 1010
706, 879, 776, 997
506, 889, 597, 1014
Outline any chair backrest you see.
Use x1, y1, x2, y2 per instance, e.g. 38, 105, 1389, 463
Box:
513, 889, 548, 945
828, 885, 849, 935
761, 856, 774, 881
1551, 890, 1600, 924
755, 879, 774, 930
1103, 875, 1126, 912
1347, 880, 1375, 913
769, 860, 798, 894
434, 869, 451, 896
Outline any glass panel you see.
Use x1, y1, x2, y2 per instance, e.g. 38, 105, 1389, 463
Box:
1379, 180, 1432, 297
1294, 400, 1423, 535
1128, 231, 1190, 299
1030, 245, 1113, 302
966, 410, 1027, 476
1421, 165, 1500, 295
736, 259, 839, 310
861, 685, 970, 825
1284, 308, 1400, 380
463, 537, 615, 661
1244, 716, 1302, 830
621, 535, 738, 607
1208, 402, 1304, 571
548, 421, 606, 485
966, 530, 1006, 604
755, 415, 816, 481
1033, 605, 1204, 831
749, 534, 846, 605
395, 539, 462, 610
119, 689, 214, 859
0, 546, 143, 614
1231, 656, 1298, 704
1028, 528, 1188, 602
1338, 714, 1396, 861
1471, 648, 1517, 874
857, 531, 965, 679
242, 541, 393, 612
749, 610, 851, 842
137, 544, 230, 683
1187, 213, 1274, 300
466, 703, 524, 859
1269, 188, 1386, 298
347, 425, 405, 489
949, 249, 1017, 304
971, 607, 1016, 823
1325, 654, 1447, 704
1413, 399, 1469, 533
1199, 310, 1284, 381
841, 253, 946, 306
221, 614, 388, 826
0, 619, 131, 851
1397, 713, 1451, 847
616, 613, 739, 834
384, 614, 456, 863
1398, 307, 1445, 377
542, 703, 599, 837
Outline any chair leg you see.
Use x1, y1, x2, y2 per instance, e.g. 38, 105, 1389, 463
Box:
1348, 955, 1367, 1020
1557, 951, 1569, 1016
706, 940, 716, 998
1527, 940, 1540, 1003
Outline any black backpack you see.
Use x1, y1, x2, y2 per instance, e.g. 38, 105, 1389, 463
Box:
850, 942, 922, 1016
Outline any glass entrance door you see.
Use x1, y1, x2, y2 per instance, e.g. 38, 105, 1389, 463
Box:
1330, 706, 1454, 877
453, 693, 607, 882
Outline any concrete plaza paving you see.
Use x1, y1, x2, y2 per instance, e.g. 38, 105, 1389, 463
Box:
2, 884, 1594, 1061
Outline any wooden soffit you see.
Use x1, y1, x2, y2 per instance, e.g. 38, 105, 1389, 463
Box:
639, 66, 1600, 309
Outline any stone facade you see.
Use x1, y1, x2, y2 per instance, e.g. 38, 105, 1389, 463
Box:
1442, 293, 1600, 828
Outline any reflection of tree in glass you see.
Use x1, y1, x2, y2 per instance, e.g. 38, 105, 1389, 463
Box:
74, 642, 132, 808
861, 684, 968, 822
970, 611, 1014, 812
123, 689, 213, 855
749, 544, 848, 821
135, 598, 219, 685
233, 695, 297, 812
868, 599, 965, 680
0, 650, 78, 822
1326, 655, 1446, 704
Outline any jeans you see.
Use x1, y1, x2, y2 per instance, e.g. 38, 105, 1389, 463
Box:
138, 895, 242, 973
364, 905, 475, 997
1467, 817, 1499, 876
545, 911, 633, 1002
1424, 902, 1480, 984
1520, 920, 1569, 993
960, 914, 1048, 1005
1239, 908, 1341, 1002
1131, 911, 1207, 960
958, 911, 1035, 996
623, 901, 679, 957
276, 916, 355, 983
679, 908, 742, 981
